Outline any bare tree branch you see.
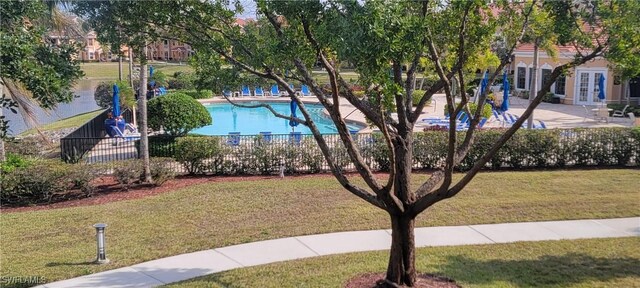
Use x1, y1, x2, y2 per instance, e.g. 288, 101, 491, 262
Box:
221, 96, 308, 125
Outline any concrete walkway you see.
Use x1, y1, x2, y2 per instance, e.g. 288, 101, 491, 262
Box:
38, 217, 639, 288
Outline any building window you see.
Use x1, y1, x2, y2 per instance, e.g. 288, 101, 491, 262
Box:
517, 67, 526, 89
554, 74, 566, 95
89, 52, 94, 60
88, 39, 94, 46
164, 51, 169, 59
541, 69, 552, 88
163, 39, 169, 46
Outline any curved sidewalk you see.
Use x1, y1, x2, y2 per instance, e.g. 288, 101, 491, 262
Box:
38, 217, 640, 288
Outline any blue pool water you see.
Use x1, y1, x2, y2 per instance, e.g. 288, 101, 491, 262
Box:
191, 102, 363, 135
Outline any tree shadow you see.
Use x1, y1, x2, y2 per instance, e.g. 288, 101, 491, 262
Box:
46, 261, 96, 267
438, 253, 640, 287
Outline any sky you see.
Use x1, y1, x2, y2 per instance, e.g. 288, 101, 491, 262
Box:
234, 0, 258, 19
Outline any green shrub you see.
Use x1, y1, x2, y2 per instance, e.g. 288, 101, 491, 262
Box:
412, 90, 432, 107
181, 90, 214, 99
413, 132, 448, 169
69, 163, 103, 196
0, 153, 32, 174
149, 158, 176, 186
148, 92, 212, 136
150, 70, 168, 87
168, 72, 195, 90
113, 160, 142, 189
94, 80, 135, 109
5, 137, 44, 157
329, 142, 352, 173
0, 160, 89, 206
233, 137, 280, 175
274, 143, 303, 174
353, 91, 366, 98
366, 133, 391, 171
174, 136, 222, 174
542, 92, 556, 103
443, 102, 492, 119
300, 138, 324, 173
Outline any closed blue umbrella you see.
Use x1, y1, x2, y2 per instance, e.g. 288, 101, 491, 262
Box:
149, 65, 156, 89
112, 84, 121, 117
501, 71, 510, 112
289, 100, 300, 131
598, 74, 605, 105
480, 71, 489, 96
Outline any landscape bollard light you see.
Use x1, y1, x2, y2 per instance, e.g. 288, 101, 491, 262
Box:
93, 223, 109, 264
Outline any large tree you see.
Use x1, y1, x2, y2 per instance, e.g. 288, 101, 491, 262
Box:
79, 0, 639, 286
0, 0, 84, 161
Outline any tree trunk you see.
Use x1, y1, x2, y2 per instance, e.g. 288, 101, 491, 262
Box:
118, 54, 123, 81
0, 81, 5, 162
527, 40, 539, 129
385, 131, 416, 286
386, 214, 416, 286
128, 49, 134, 88
129, 48, 137, 126
138, 45, 152, 183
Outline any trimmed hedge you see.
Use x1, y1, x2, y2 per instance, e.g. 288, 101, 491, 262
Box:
144, 128, 639, 175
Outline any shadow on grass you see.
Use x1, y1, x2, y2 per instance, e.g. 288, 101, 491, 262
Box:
440, 253, 640, 287
46, 261, 96, 267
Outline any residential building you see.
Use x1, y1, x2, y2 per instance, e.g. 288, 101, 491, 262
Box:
146, 39, 194, 62
511, 43, 640, 105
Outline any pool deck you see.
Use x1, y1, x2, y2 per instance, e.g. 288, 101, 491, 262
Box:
199, 94, 635, 132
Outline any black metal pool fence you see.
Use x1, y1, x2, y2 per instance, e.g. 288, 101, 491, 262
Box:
61, 127, 640, 174
60, 109, 133, 162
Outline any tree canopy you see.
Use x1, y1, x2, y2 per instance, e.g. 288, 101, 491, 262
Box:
1, 0, 84, 138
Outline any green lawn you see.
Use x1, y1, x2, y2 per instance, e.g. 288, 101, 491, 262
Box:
1, 169, 638, 285
167, 237, 640, 288
81, 62, 193, 80
19, 110, 104, 136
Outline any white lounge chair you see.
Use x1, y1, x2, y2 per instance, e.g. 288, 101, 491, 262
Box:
112, 126, 140, 141
612, 105, 629, 117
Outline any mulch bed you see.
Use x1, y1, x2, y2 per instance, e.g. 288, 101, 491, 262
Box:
345, 273, 461, 288
0, 172, 374, 213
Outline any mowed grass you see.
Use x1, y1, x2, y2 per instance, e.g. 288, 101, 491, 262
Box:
1, 169, 638, 285
19, 110, 104, 136
167, 237, 640, 288
81, 62, 193, 80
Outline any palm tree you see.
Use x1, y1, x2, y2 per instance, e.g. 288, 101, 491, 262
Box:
0, 1, 85, 161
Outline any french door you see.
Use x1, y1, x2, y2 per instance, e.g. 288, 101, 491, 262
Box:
575, 70, 607, 105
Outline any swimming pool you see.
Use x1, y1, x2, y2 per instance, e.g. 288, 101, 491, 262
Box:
191, 102, 363, 135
